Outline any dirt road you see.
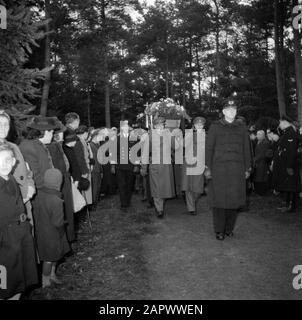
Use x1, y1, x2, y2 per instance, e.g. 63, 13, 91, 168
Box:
28, 193, 302, 300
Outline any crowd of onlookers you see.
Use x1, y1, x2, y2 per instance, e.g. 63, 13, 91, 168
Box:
0, 109, 302, 299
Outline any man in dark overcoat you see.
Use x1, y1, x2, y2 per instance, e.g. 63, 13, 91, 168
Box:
205, 100, 252, 240
272, 116, 301, 212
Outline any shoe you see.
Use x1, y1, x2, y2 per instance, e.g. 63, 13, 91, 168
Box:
225, 231, 234, 237
215, 233, 225, 241
157, 211, 164, 218
189, 211, 197, 216
155, 208, 164, 218
141, 198, 147, 202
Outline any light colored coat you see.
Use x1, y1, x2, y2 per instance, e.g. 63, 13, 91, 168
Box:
181, 130, 205, 193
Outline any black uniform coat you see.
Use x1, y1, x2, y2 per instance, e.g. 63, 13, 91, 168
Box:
0, 175, 38, 299
272, 126, 301, 192
205, 119, 251, 209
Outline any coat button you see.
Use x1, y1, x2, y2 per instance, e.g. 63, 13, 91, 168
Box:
20, 176, 24, 180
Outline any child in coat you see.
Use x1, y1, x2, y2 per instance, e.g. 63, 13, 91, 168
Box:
37, 168, 70, 288
0, 142, 38, 299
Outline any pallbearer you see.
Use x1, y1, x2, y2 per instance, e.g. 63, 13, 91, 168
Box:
205, 99, 251, 240
141, 117, 182, 218
181, 117, 206, 215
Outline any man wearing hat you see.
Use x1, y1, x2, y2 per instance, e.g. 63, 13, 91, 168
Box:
272, 115, 301, 212
205, 99, 251, 240
181, 116, 206, 215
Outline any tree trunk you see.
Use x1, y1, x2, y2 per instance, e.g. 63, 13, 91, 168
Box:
293, 18, 302, 124
165, 38, 169, 98
188, 37, 193, 102
101, 0, 111, 127
274, 0, 286, 117
87, 89, 91, 127
195, 44, 202, 106
213, 0, 221, 92
40, 0, 51, 116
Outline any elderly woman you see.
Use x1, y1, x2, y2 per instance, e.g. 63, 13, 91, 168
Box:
0, 111, 36, 222
19, 116, 67, 287
181, 117, 206, 215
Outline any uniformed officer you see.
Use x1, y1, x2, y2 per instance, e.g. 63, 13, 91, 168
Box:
205, 99, 251, 240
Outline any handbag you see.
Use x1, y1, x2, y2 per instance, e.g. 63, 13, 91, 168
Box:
71, 180, 86, 213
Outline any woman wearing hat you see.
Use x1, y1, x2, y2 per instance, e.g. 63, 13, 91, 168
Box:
272, 115, 301, 212
19, 116, 63, 286
47, 118, 76, 243
205, 100, 252, 240
181, 117, 206, 215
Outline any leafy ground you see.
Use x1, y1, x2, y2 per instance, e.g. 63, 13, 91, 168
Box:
27, 192, 302, 300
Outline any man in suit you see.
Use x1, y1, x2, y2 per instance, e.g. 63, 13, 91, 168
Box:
111, 120, 139, 211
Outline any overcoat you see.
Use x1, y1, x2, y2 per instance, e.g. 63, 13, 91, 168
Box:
78, 136, 92, 205
272, 126, 301, 192
65, 127, 89, 176
253, 139, 270, 183
47, 142, 75, 242
33, 187, 70, 261
181, 130, 205, 193
205, 119, 251, 209
0, 175, 38, 299
19, 139, 53, 190
90, 141, 103, 204
6, 141, 35, 199
142, 129, 176, 199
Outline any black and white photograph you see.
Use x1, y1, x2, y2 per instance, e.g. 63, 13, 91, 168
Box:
1, 0, 302, 306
